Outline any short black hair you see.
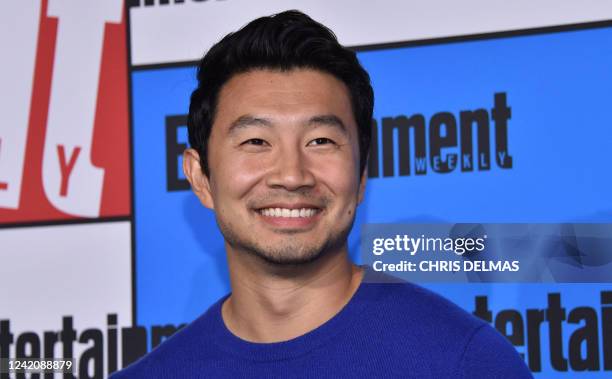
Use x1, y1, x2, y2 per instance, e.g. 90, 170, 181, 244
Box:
188, 10, 374, 177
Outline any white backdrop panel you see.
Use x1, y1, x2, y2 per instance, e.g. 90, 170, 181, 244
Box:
130, 0, 612, 66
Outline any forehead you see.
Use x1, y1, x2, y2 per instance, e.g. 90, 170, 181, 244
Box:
213, 69, 356, 132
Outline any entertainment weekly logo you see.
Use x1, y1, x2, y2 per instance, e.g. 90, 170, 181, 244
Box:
0, 1, 130, 224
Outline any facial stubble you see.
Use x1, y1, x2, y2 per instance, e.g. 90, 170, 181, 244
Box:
216, 209, 356, 266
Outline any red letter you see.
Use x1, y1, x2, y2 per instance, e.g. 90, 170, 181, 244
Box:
57, 145, 81, 197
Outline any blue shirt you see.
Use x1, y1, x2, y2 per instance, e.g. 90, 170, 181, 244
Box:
112, 269, 532, 378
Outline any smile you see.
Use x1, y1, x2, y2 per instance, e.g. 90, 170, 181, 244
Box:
258, 208, 319, 218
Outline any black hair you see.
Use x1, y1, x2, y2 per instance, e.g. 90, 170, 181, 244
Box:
187, 10, 374, 176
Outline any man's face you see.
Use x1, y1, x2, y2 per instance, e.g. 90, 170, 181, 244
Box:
185, 69, 366, 265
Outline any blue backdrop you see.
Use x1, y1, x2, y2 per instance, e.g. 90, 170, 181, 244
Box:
130, 25, 612, 377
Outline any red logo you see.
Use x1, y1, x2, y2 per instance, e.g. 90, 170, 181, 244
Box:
0, 0, 130, 224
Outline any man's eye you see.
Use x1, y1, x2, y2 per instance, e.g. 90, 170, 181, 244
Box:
308, 138, 335, 146
242, 138, 266, 146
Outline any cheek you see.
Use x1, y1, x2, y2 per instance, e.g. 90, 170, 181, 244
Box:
211, 153, 268, 200
311, 154, 360, 198
207, 131, 268, 201
313, 139, 362, 197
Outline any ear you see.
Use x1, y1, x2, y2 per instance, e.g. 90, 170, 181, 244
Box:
357, 168, 367, 204
183, 148, 215, 210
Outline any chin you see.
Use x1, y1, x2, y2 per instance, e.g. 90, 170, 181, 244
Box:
248, 243, 329, 266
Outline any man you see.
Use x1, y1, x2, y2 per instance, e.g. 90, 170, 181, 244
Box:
113, 10, 532, 378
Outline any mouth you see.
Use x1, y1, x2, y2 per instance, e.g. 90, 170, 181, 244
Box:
258, 207, 320, 218
254, 204, 323, 229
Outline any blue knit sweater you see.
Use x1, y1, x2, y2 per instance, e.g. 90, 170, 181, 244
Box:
112, 272, 532, 378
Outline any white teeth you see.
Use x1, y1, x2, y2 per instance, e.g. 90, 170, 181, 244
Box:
259, 208, 318, 218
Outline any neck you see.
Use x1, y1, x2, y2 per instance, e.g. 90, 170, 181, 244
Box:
222, 245, 363, 343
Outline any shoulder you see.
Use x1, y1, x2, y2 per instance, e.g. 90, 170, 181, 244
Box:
360, 280, 483, 339
458, 323, 533, 378
356, 276, 531, 377
359, 269, 482, 334
109, 297, 227, 378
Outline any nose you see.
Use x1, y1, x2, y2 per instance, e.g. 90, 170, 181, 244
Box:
266, 146, 316, 191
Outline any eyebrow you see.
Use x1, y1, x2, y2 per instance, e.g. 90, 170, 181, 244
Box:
227, 115, 273, 135
307, 115, 348, 134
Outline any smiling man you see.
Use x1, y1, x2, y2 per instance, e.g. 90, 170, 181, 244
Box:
112, 10, 532, 378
